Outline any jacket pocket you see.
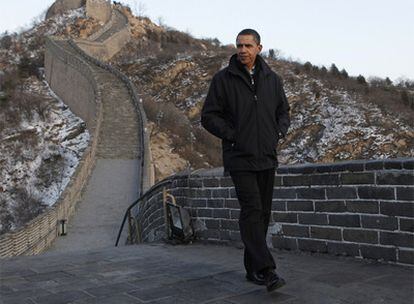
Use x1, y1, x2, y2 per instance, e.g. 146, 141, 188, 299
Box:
233, 130, 256, 157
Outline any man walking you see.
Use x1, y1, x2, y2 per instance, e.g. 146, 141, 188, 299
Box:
201, 29, 290, 292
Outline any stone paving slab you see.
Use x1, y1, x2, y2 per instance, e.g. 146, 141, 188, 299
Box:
1, 243, 413, 304
48, 159, 139, 253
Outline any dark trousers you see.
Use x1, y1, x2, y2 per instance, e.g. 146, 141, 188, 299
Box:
230, 168, 276, 274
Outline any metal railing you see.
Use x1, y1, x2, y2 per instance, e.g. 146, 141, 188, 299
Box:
115, 180, 172, 247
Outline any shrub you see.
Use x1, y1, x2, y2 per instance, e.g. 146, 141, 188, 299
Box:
293, 65, 301, 75
18, 53, 44, 78
303, 61, 312, 72
13, 91, 34, 121
329, 63, 340, 77
310, 81, 321, 99
27, 35, 44, 52
312, 65, 320, 73
0, 33, 12, 49
0, 199, 14, 234
31, 93, 49, 120
385, 77, 393, 86
368, 76, 387, 88
356, 75, 367, 85
12, 188, 45, 229
36, 153, 65, 188
1, 69, 18, 93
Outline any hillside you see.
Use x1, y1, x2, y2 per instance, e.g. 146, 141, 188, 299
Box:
0, 8, 100, 234
110, 6, 414, 181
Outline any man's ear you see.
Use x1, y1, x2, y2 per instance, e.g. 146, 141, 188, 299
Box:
258, 44, 263, 52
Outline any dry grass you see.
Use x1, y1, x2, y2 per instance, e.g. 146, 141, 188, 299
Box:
12, 188, 46, 230
1, 89, 49, 129
143, 95, 221, 168
0, 188, 46, 234
0, 198, 13, 234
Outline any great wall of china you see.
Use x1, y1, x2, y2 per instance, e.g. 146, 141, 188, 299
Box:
0, 0, 412, 267
0, 0, 153, 257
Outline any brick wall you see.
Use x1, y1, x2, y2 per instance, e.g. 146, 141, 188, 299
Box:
75, 26, 131, 61
44, 37, 99, 130
86, 0, 111, 23
87, 9, 115, 41
75, 8, 131, 61
136, 158, 414, 266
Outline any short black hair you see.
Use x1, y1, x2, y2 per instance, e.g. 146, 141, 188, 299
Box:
237, 29, 261, 45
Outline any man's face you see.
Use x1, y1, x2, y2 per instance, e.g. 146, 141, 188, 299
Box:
236, 34, 262, 69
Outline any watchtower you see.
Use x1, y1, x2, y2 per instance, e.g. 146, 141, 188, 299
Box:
86, 0, 111, 23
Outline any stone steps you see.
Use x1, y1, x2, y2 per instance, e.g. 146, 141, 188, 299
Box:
46, 36, 141, 253
94, 10, 127, 42
60, 41, 140, 159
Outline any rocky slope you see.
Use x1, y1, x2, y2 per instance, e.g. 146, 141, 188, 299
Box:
109, 7, 414, 181
0, 8, 99, 234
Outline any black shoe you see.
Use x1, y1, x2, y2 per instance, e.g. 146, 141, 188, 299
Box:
245, 271, 266, 285
265, 269, 286, 292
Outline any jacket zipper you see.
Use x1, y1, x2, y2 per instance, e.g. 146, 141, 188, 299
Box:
250, 74, 261, 157
232, 70, 263, 157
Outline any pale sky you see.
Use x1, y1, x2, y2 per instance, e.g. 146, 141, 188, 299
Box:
1, 0, 413, 81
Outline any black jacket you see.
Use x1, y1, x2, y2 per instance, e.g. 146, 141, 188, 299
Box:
201, 54, 290, 171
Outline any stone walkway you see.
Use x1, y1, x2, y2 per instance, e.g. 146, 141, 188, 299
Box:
94, 10, 127, 42
1, 243, 413, 304
48, 41, 141, 253
48, 159, 139, 253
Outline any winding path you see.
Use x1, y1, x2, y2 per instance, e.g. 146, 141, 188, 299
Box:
48, 21, 140, 252
93, 9, 128, 43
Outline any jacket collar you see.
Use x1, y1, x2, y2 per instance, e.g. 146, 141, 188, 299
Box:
228, 53, 272, 78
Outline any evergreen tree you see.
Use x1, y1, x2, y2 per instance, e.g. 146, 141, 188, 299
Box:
268, 49, 275, 59
385, 77, 392, 86
329, 63, 340, 77
340, 69, 348, 79
401, 91, 409, 105
303, 61, 312, 72
357, 74, 367, 85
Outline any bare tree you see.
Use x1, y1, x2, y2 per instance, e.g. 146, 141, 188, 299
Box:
133, 1, 147, 17
157, 16, 165, 27
268, 48, 282, 60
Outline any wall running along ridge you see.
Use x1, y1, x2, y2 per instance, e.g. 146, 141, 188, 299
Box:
75, 8, 131, 61
86, 0, 111, 23
45, 0, 130, 61
133, 158, 414, 267
0, 37, 103, 257
0, 1, 151, 257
